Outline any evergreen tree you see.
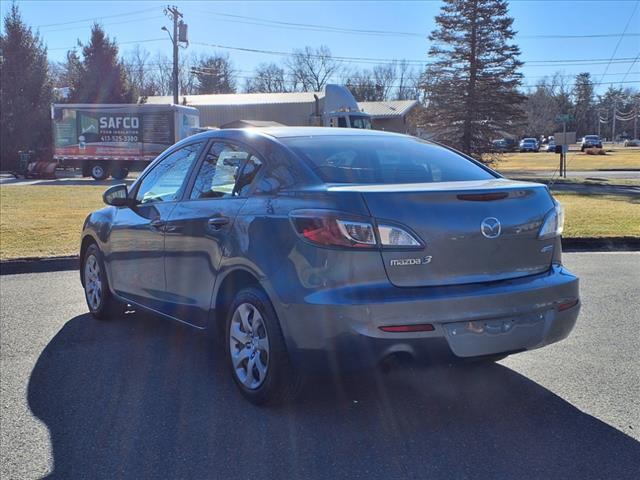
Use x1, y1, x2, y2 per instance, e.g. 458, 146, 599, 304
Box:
0, 3, 52, 170
572, 73, 595, 136
70, 24, 131, 103
423, 0, 525, 157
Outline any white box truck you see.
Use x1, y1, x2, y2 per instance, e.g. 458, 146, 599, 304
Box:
52, 103, 199, 180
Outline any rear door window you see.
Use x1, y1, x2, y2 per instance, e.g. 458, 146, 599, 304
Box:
283, 135, 495, 184
189, 142, 263, 199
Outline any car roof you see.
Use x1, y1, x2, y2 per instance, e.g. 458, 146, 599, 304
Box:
192, 126, 409, 141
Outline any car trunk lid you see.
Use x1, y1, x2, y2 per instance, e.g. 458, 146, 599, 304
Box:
329, 179, 556, 287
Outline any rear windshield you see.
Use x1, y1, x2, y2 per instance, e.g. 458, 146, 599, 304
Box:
585, 136, 599, 140
283, 135, 495, 184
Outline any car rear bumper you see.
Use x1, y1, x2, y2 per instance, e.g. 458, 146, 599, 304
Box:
276, 265, 580, 371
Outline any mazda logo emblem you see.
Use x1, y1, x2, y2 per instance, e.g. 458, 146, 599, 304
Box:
481, 217, 501, 239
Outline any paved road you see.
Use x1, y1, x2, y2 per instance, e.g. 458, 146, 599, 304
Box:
1, 253, 639, 479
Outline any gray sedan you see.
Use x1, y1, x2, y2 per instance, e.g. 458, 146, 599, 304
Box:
80, 127, 580, 404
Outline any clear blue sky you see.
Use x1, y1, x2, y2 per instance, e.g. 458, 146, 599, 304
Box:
2, 0, 639, 94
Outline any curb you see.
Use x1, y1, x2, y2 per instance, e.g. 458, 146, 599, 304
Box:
0, 256, 79, 275
561, 237, 640, 252
1, 238, 639, 275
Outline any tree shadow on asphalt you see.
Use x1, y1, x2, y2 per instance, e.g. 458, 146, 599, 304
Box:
28, 311, 640, 480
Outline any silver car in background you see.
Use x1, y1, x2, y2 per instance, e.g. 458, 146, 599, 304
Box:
81, 128, 580, 404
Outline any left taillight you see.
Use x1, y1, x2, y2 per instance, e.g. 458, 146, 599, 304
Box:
290, 210, 422, 249
290, 211, 376, 248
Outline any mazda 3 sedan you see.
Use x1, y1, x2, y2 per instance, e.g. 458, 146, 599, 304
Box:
80, 127, 580, 404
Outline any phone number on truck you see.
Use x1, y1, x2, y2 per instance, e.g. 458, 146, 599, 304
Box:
99, 135, 139, 142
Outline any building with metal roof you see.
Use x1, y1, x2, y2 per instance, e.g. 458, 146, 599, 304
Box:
358, 100, 421, 133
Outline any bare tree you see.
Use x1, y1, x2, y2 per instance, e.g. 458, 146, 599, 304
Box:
123, 45, 158, 99
287, 45, 341, 92
395, 60, 420, 100
244, 63, 288, 93
344, 68, 379, 101
192, 53, 236, 94
373, 62, 396, 101
152, 52, 197, 97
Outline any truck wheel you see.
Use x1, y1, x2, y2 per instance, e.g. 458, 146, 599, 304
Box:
111, 167, 129, 180
81, 164, 91, 177
90, 163, 109, 181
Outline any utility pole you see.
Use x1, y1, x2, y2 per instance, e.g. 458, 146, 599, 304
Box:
612, 100, 617, 144
163, 6, 183, 104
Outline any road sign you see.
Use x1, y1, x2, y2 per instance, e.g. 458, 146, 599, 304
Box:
556, 114, 574, 123
554, 131, 576, 145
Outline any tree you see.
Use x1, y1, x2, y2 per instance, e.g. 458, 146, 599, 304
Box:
344, 68, 381, 101
245, 63, 288, 93
422, 0, 525, 157
123, 45, 159, 100
69, 23, 131, 103
572, 73, 595, 137
193, 53, 236, 94
0, 3, 53, 170
395, 60, 420, 101
150, 52, 196, 98
287, 46, 341, 92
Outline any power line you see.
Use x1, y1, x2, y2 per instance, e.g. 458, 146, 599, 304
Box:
36, 7, 158, 28
191, 41, 640, 67
48, 38, 166, 51
598, 0, 639, 85
198, 9, 640, 40
41, 15, 166, 34
620, 52, 640, 85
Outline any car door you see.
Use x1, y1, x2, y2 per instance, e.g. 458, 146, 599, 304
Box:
107, 141, 204, 311
162, 140, 264, 327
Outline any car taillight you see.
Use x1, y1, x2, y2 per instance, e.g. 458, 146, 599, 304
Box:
290, 210, 423, 249
538, 203, 564, 240
291, 211, 376, 248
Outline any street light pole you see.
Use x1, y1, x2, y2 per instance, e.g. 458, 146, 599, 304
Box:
164, 6, 183, 105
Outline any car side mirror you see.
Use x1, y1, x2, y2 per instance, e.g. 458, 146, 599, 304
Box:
103, 184, 131, 207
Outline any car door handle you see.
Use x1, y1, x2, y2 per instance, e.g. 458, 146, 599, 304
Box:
207, 216, 230, 229
150, 219, 166, 230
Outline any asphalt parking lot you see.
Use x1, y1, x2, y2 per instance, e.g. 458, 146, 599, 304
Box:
1, 252, 639, 479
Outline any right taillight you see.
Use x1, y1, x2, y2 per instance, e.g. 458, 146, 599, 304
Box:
290, 210, 423, 249
538, 203, 564, 240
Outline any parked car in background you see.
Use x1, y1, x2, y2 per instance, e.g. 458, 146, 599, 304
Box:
580, 135, 602, 151
546, 139, 557, 152
80, 127, 580, 404
519, 138, 539, 152
623, 138, 640, 147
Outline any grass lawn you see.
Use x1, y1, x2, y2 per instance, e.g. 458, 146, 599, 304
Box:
495, 147, 640, 172
1, 185, 638, 260
0, 185, 104, 260
554, 193, 640, 238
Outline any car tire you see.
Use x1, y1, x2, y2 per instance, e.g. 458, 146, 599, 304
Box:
90, 163, 109, 181
111, 166, 129, 180
82, 243, 121, 320
225, 287, 301, 405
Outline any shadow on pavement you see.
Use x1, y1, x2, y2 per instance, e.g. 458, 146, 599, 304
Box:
28, 311, 640, 479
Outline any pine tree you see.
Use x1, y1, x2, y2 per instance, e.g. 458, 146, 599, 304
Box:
70, 24, 131, 103
0, 3, 53, 170
423, 0, 525, 157
572, 73, 595, 137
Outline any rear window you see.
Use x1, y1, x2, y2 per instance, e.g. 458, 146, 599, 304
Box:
283, 135, 495, 184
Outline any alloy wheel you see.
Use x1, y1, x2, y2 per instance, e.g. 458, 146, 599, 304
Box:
84, 254, 102, 311
229, 302, 270, 389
